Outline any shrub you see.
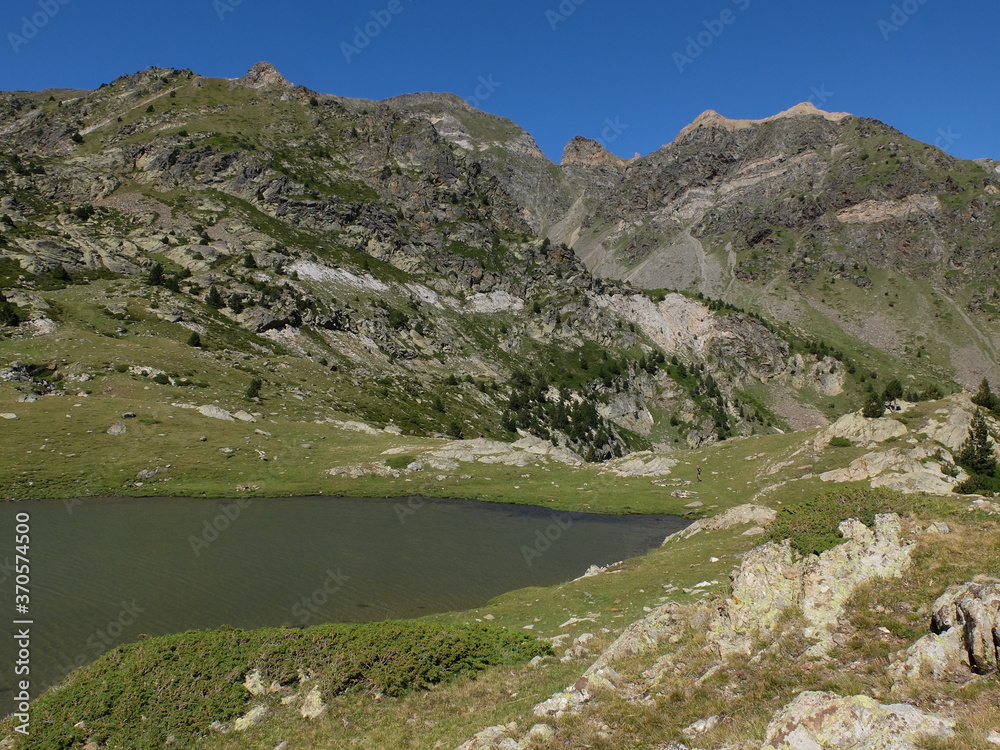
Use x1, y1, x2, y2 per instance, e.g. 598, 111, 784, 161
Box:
72, 204, 95, 221
70, 131, 84, 144
186, 331, 201, 348
767, 488, 924, 556
146, 262, 164, 287
24, 622, 549, 750
0, 296, 20, 327
113, 363, 129, 373
862, 392, 885, 418
829, 436, 852, 447
151, 373, 169, 385
245, 377, 262, 400
205, 286, 224, 308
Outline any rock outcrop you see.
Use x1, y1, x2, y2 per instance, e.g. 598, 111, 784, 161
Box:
663, 503, 777, 543
813, 413, 907, 451
930, 581, 1000, 675
709, 514, 912, 655
759, 691, 953, 750
889, 580, 1000, 684
239, 62, 292, 90
561, 136, 626, 170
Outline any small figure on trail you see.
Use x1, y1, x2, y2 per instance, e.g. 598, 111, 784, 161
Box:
696, 464, 702, 482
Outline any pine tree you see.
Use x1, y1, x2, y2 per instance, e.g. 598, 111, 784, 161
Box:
957, 409, 997, 476
246, 377, 262, 400
862, 391, 885, 418
882, 378, 904, 404
147, 262, 164, 287
186, 331, 201, 348
0, 294, 20, 327
972, 378, 999, 412
205, 286, 224, 308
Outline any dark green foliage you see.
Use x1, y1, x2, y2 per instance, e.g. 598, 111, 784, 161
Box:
446, 421, 464, 439
227, 294, 244, 314
956, 409, 997, 478
882, 378, 904, 403
246, 377, 262, 400
767, 488, 928, 555
309, 96, 319, 107
862, 391, 885, 418
72, 204, 94, 220
146, 262, 163, 287
162, 275, 181, 293
186, 331, 201, 348
23, 622, 549, 750
973, 378, 1000, 413
49, 265, 71, 283
0, 294, 20, 327
829, 436, 852, 447
151, 373, 170, 385
431, 395, 445, 413
70, 131, 84, 144
388, 308, 408, 330
145, 104, 154, 113
243, 253, 258, 269
205, 286, 224, 308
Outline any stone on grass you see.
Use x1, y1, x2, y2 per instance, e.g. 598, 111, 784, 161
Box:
233, 705, 268, 731
299, 687, 326, 719
198, 404, 235, 421
107, 421, 127, 436
759, 691, 953, 749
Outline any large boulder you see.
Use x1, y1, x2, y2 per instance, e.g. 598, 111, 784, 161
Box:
799, 515, 911, 636
760, 691, 953, 749
930, 581, 1000, 674
708, 540, 803, 656
813, 412, 907, 451
709, 514, 913, 656
663, 504, 777, 544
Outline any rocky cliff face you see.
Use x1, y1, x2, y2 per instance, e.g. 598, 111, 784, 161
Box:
540, 104, 1000, 388
0, 63, 989, 453
1, 64, 856, 456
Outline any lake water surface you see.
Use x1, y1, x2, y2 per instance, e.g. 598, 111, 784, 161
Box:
0, 495, 687, 701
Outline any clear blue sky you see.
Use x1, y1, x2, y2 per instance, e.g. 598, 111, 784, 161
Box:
2, 0, 997, 162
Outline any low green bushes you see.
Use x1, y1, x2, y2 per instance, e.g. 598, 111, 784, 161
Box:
20, 621, 549, 749
766, 488, 951, 555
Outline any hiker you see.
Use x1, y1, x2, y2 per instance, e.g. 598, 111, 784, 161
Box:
696, 465, 702, 482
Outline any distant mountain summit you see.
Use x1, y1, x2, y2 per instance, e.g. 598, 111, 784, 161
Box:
238, 62, 292, 90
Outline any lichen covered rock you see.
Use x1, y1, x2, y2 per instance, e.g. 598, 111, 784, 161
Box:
760, 691, 953, 749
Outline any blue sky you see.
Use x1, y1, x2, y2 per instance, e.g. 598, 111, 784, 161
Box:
2, 0, 997, 163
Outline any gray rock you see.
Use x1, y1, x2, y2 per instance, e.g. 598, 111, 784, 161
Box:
107, 421, 127, 436
198, 404, 234, 421
931, 581, 1000, 674
122, 412, 137, 419
299, 687, 325, 719
709, 514, 912, 656
234, 410, 258, 423
233, 705, 267, 731
1, 413, 18, 420
759, 691, 953, 749
17, 394, 36, 403
682, 715, 720, 739
243, 669, 266, 696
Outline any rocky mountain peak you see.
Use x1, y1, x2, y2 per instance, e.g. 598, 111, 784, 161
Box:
561, 136, 626, 169
673, 101, 852, 143
239, 62, 292, 90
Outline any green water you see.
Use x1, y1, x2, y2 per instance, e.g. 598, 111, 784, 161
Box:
0, 495, 686, 701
